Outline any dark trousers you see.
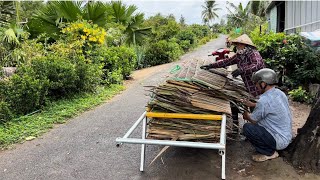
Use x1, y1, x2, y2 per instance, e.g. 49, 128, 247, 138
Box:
243, 123, 276, 156
230, 103, 239, 131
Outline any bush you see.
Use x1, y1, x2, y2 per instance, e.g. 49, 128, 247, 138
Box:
12, 37, 103, 97
289, 87, 313, 103
134, 46, 146, 69
144, 15, 181, 41
89, 46, 136, 84
4, 73, 48, 115
145, 40, 182, 66
199, 37, 211, 45
178, 40, 192, 52
152, 20, 180, 41
188, 24, 210, 38
0, 101, 13, 123
105, 23, 126, 47
250, 26, 320, 88
12, 35, 46, 66
61, 20, 106, 45
0, 68, 3, 77
19, 53, 102, 97
28, 56, 79, 97
75, 56, 103, 92
175, 29, 196, 51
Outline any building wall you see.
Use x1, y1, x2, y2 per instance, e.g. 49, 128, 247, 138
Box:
285, 1, 320, 33
269, 6, 277, 32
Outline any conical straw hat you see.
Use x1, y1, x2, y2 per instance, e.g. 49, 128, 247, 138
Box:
231, 34, 256, 47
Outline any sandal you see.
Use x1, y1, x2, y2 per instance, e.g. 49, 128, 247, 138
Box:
252, 151, 279, 162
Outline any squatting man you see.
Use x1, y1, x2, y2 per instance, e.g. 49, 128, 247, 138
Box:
241, 68, 292, 162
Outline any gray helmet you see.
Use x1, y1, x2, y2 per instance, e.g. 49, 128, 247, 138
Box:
252, 68, 278, 85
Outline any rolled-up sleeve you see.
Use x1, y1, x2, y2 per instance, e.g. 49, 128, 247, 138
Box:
250, 101, 265, 122
211, 54, 239, 68
239, 51, 264, 75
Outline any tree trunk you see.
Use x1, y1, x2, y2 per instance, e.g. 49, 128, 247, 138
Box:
284, 88, 320, 172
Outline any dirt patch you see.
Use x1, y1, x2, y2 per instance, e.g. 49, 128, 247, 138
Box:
122, 37, 317, 179
127, 66, 316, 179
226, 99, 314, 180
290, 100, 311, 136
124, 63, 173, 88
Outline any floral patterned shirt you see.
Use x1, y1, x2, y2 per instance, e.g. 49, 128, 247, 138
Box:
210, 48, 265, 97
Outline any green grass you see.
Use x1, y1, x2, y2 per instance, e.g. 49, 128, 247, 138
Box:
0, 84, 125, 149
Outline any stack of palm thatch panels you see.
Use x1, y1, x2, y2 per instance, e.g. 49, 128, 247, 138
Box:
146, 59, 254, 142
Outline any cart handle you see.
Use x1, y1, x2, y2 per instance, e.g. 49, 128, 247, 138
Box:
146, 112, 222, 121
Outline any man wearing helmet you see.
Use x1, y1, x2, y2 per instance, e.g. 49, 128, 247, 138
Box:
241, 68, 292, 162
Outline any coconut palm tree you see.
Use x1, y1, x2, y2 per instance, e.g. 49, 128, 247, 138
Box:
247, 0, 269, 18
226, 2, 250, 28
179, 15, 186, 26
226, 1, 265, 33
201, 1, 221, 26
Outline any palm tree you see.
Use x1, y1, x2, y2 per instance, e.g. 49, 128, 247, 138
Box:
179, 15, 186, 26
201, 1, 221, 26
28, 1, 109, 39
226, 1, 265, 33
0, 1, 29, 67
247, 0, 269, 18
28, 1, 150, 45
0, 1, 15, 26
226, 2, 250, 28
0, 1, 27, 48
107, 1, 151, 45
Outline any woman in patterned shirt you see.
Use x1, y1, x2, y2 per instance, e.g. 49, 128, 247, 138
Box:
200, 34, 265, 131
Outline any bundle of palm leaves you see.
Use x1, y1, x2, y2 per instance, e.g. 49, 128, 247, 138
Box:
146, 59, 253, 142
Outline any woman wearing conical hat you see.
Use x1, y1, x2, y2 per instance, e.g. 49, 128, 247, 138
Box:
201, 34, 265, 97
200, 34, 266, 133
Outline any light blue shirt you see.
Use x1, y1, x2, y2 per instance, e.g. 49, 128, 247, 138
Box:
250, 87, 292, 150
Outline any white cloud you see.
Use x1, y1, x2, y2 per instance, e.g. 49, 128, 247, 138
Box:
122, 0, 249, 25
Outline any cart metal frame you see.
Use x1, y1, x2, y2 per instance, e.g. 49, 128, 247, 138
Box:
116, 111, 227, 179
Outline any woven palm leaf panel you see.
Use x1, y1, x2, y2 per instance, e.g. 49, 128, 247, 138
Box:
146, 59, 253, 142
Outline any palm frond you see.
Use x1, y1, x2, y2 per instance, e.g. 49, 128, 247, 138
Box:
83, 1, 108, 27
248, 0, 260, 15
201, 0, 220, 25
28, 3, 61, 39
0, 1, 15, 26
126, 4, 138, 18
110, 1, 128, 24
126, 27, 151, 45
3, 27, 19, 45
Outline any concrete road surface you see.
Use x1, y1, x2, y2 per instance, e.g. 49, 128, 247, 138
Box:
0, 36, 243, 180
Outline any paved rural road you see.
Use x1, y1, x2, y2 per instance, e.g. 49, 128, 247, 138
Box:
0, 36, 233, 180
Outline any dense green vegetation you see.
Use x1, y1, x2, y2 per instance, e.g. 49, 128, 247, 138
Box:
0, 85, 124, 149
211, 1, 320, 103
0, 1, 216, 147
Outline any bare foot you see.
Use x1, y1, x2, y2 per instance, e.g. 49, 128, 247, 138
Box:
252, 151, 279, 162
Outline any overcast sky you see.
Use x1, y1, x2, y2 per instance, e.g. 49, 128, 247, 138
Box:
122, 0, 250, 25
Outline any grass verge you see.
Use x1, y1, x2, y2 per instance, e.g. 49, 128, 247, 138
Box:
0, 84, 125, 150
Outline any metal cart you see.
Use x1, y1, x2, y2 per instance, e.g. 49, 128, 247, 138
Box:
116, 111, 227, 179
